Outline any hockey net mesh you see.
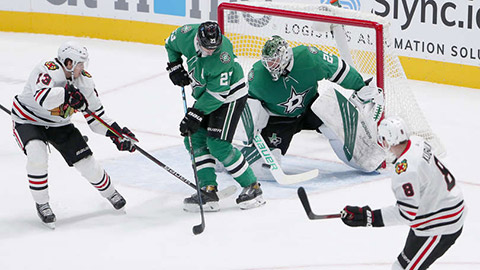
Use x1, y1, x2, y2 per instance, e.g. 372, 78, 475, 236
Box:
220, 2, 444, 155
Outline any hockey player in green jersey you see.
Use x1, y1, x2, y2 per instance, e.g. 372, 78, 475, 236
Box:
165, 21, 265, 211
241, 35, 385, 178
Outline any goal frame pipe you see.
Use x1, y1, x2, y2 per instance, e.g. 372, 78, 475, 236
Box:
218, 2, 385, 90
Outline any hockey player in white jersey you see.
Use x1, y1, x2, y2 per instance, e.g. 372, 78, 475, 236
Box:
341, 116, 465, 270
11, 41, 137, 228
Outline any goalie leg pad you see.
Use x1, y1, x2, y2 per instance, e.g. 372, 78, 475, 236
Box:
312, 86, 385, 172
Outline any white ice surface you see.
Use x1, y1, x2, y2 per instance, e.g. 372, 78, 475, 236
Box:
0, 32, 479, 270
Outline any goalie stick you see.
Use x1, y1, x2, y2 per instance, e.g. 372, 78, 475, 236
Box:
84, 108, 237, 202
253, 134, 319, 185
297, 187, 344, 220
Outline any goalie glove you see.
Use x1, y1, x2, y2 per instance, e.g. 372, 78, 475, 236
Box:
341, 205, 384, 227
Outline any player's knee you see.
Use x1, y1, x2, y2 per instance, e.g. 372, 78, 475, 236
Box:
74, 155, 103, 180
207, 137, 232, 161
25, 140, 48, 172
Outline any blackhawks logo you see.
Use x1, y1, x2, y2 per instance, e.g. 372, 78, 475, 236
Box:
82, 70, 92, 78
44, 61, 59, 70
181, 25, 192, 33
248, 69, 254, 81
220, 52, 231, 64
395, 159, 408, 174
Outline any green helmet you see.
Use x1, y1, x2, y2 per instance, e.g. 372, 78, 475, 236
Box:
261, 35, 292, 81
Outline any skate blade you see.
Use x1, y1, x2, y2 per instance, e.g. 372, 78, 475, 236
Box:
238, 195, 266, 210
183, 202, 220, 213
41, 221, 56, 230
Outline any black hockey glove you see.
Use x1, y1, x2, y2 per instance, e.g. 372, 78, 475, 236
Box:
106, 122, 137, 152
65, 84, 88, 111
341, 205, 384, 227
179, 107, 204, 136
166, 61, 192, 87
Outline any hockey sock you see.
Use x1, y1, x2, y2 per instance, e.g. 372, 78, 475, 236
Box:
25, 140, 50, 204
74, 155, 115, 198
207, 137, 257, 187
184, 129, 217, 187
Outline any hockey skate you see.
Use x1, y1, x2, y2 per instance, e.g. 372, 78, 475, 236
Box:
183, 185, 220, 212
236, 182, 266, 210
36, 202, 56, 229
107, 190, 126, 210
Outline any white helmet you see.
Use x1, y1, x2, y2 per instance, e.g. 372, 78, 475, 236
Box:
377, 116, 409, 149
261, 35, 293, 81
57, 41, 89, 72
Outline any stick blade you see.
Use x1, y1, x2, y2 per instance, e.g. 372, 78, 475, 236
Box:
297, 187, 314, 219
275, 169, 319, 185
192, 223, 205, 235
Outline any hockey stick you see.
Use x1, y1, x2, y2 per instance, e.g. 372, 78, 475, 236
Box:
181, 87, 205, 235
253, 134, 319, 184
297, 187, 343, 220
83, 108, 235, 201
0, 103, 11, 115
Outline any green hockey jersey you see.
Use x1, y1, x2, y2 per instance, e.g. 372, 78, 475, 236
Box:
248, 45, 365, 117
165, 24, 247, 115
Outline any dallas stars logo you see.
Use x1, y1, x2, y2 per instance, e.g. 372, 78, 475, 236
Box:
279, 86, 308, 114
188, 67, 205, 91
268, 133, 282, 147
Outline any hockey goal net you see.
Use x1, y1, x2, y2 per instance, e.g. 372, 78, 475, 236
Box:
218, 1, 445, 156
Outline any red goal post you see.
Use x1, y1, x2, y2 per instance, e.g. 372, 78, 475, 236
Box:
217, 1, 445, 156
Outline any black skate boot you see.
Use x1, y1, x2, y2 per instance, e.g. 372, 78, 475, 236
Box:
107, 190, 126, 210
236, 182, 266, 210
36, 202, 56, 229
183, 185, 220, 212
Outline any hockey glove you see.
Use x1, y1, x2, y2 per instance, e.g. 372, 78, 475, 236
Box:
65, 84, 88, 111
341, 205, 384, 227
166, 61, 192, 87
106, 122, 137, 152
179, 107, 204, 136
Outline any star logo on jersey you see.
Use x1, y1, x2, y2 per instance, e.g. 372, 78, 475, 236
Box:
189, 67, 205, 91
395, 159, 408, 174
279, 86, 308, 114
268, 133, 282, 147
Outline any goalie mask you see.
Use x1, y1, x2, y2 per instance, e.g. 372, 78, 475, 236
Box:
377, 116, 409, 150
57, 41, 89, 73
261, 35, 293, 81
197, 21, 222, 55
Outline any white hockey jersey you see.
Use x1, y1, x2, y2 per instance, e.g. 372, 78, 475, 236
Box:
380, 136, 465, 236
12, 58, 113, 135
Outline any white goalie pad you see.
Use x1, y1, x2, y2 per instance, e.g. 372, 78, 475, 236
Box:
312, 81, 385, 172
234, 98, 270, 145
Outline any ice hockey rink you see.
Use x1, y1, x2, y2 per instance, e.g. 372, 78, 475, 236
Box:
0, 31, 479, 270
